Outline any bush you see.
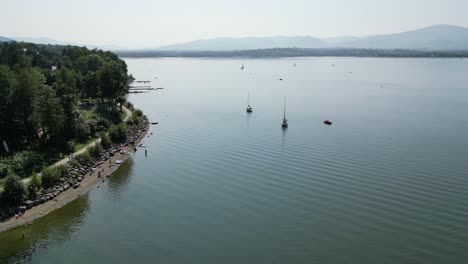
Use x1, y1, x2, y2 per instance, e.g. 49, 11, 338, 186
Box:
41, 165, 67, 187
134, 109, 143, 117
74, 152, 92, 165
88, 143, 102, 158
27, 173, 42, 199
99, 131, 111, 149
109, 123, 127, 142
74, 119, 91, 142
131, 112, 140, 126
66, 141, 76, 153
10, 151, 44, 178
0, 162, 8, 179
124, 101, 134, 111
96, 118, 111, 131
3, 174, 26, 206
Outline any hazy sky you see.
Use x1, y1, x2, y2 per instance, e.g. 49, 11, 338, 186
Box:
3, 0, 468, 48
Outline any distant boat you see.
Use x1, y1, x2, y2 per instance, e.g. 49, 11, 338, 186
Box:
281, 97, 288, 128
293, 63, 296, 67
324, 120, 332, 125
246, 92, 253, 113
279, 78, 283, 81
240, 64, 244, 70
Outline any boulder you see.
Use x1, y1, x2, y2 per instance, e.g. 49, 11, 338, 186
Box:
73, 183, 80, 189
24, 200, 34, 209
18, 206, 27, 213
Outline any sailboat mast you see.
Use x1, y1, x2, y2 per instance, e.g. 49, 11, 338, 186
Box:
283, 97, 286, 119
247, 92, 250, 105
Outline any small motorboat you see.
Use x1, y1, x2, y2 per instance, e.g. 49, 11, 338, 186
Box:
324, 120, 332, 125
151, 122, 158, 125
115, 160, 123, 164
138, 143, 146, 147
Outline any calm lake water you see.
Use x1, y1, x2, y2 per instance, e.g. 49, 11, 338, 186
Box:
2, 57, 468, 263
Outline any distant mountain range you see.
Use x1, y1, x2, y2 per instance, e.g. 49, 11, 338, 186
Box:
158, 36, 326, 51
160, 25, 468, 51
3, 25, 468, 51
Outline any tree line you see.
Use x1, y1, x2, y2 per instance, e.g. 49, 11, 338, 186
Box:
0, 42, 137, 208
0, 42, 131, 150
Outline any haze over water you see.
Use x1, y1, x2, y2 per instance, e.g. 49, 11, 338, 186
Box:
2, 57, 468, 263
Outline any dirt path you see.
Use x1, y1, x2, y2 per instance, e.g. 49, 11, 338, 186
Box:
18, 106, 132, 186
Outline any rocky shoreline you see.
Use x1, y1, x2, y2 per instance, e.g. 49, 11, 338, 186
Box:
0, 116, 150, 233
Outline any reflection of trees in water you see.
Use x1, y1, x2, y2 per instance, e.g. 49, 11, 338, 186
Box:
107, 157, 134, 196
0, 195, 90, 263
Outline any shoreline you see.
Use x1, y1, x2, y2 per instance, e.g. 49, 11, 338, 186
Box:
0, 119, 150, 234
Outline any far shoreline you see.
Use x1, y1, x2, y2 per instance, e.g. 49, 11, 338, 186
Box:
115, 48, 468, 59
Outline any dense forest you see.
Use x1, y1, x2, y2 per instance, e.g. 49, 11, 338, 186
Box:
0, 42, 133, 195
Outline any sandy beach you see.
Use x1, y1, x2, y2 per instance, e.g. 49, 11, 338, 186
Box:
0, 122, 150, 233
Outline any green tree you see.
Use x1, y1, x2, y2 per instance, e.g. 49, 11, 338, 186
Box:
34, 85, 65, 139
3, 174, 26, 206
0, 65, 15, 143
11, 68, 41, 143
98, 61, 128, 110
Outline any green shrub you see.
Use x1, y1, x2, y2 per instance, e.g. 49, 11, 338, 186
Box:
96, 118, 111, 131
134, 109, 143, 117
74, 120, 91, 142
74, 152, 92, 165
88, 143, 102, 158
124, 101, 134, 111
109, 123, 127, 142
41, 165, 67, 187
131, 112, 140, 126
10, 151, 44, 178
99, 131, 111, 149
3, 174, 26, 206
0, 162, 8, 179
27, 173, 42, 199
66, 141, 76, 153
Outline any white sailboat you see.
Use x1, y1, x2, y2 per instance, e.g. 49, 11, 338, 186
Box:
281, 97, 288, 128
246, 92, 253, 113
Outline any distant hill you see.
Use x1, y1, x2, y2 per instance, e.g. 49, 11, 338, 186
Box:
335, 25, 468, 50
159, 36, 326, 51
0, 36, 12, 42
157, 25, 468, 51
11, 37, 87, 47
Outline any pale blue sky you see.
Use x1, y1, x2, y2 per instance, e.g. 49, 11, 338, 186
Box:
3, 0, 468, 48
